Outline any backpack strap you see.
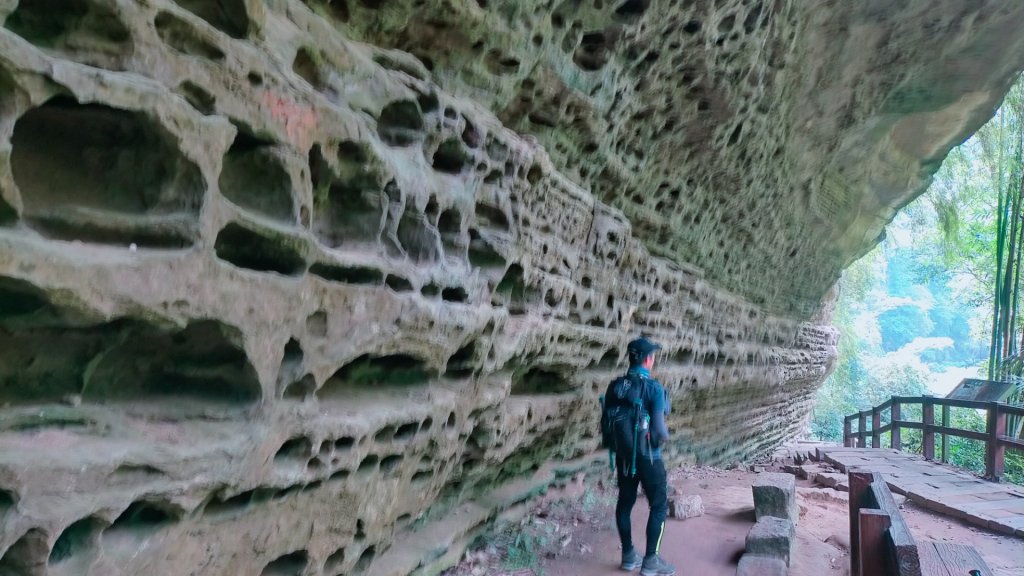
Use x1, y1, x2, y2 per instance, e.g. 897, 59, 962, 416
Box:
625, 372, 648, 408
625, 372, 648, 476
631, 373, 653, 475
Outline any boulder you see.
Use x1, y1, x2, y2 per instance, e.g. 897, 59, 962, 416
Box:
669, 494, 705, 519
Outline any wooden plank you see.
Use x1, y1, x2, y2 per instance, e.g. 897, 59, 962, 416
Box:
869, 473, 921, 576
873, 407, 882, 448
986, 403, 1006, 480
918, 542, 953, 576
892, 402, 902, 451
893, 396, 921, 404
929, 425, 988, 443
849, 469, 875, 576
859, 509, 891, 576
859, 412, 868, 448
897, 421, 924, 430
931, 542, 994, 576
1001, 403, 1024, 417
891, 536, 923, 575
998, 435, 1024, 451
923, 399, 935, 461
869, 480, 903, 520
931, 398, 991, 410
941, 405, 949, 464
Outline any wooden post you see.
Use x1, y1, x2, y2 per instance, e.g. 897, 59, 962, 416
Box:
858, 411, 868, 448
987, 402, 1006, 481
923, 398, 935, 461
891, 399, 902, 451
868, 472, 923, 576
872, 407, 881, 449
848, 468, 874, 576
844, 417, 853, 448
859, 509, 892, 576
941, 404, 950, 464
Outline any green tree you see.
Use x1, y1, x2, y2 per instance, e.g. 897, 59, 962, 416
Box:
810, 249, 935, 441
811, 250, 878, 442
878, 305, 934, 352
901, 75, 1024, 371
813, 75, 1024, 485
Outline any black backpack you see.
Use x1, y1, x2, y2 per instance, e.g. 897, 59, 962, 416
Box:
600, 373, 651, 477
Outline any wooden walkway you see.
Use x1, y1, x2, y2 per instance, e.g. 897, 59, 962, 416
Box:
818, 447, 1024, 538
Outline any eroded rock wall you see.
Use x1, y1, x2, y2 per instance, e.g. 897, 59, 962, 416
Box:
335, 0, 1024, 316
0, 1, 1020, 575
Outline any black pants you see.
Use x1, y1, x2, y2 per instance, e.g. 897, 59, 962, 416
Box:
616, 455, 668, 557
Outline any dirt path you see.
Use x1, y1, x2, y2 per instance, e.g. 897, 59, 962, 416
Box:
541, 469, 846, 576
446, 464, 1024, 576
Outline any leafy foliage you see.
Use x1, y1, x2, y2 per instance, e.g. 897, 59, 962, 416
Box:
811, 249, 932, 442
812, 75, 1024, 486
878, 305, 934, 352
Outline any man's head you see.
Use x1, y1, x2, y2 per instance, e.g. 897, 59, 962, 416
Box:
627, 336, 662, 369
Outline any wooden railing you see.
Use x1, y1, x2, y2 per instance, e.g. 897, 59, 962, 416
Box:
843, 396, 1024, 481
849, 469, 993, 576
849, 469, 920, 576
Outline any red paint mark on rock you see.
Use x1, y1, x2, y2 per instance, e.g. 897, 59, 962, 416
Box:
262, 91, 318, 150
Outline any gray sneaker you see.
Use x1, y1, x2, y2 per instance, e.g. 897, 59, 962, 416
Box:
621, 548, 641, 571
640, 554, 676, 576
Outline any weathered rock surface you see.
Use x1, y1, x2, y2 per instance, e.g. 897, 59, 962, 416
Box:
0, 1, 1021, 575
669, 494, 704, 520
752, 472, 797, 524
746, 516, 796, 566
737, 553, 788, 576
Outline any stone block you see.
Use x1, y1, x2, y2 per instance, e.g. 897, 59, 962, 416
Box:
752, 473, 798, 524
669, 494, 704, 519
797, 486, 849, 506
812, 472, 849, 492
736, 553, 787, 576
745, 517, 795, 566
781, 464, 803, 477
987, 519, 1017, 535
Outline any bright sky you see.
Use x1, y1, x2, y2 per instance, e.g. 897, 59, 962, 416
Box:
866, 336, 983, 396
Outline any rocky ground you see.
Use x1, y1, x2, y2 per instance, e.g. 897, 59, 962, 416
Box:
442, 444, 1024, 576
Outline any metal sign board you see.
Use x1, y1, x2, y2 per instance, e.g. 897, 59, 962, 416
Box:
945, 378, 1016, 403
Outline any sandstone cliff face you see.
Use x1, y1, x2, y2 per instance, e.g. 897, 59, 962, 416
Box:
0, 1, 1020, 575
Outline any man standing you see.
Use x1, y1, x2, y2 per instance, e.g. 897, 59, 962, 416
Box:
602, 337, 675, 575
